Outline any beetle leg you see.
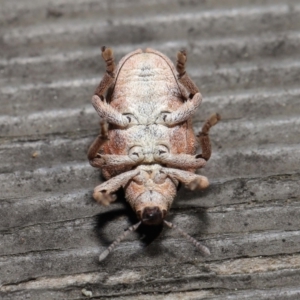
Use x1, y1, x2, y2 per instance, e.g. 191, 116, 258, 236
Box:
157, 48, 202, 126
197, 113, 221, 161
157, 50, 203, 126
176, 50, 200, 95
92, 95, 130, 127
92, 47, 130, 127
155, 152, 206, 170
87, 121, 109, 160
161, 167, 209, 190
90, 154, 141, 169
94, 46, 115, 97
177, 50, 220, 160
93, 169, 140, 206
157, 92, 202, 126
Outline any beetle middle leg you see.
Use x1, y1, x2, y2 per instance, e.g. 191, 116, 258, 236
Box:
93, 169, 140, 206
90, 155, 142, 169
87, 121, 109, 161
92, 47, 130, 127
88, 123, 144, 168
155, 152, 206, 170
197, 113, 221, 161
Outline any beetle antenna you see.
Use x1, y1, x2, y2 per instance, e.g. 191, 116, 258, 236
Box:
164, 220, 210, 256
99, 221, 141, 261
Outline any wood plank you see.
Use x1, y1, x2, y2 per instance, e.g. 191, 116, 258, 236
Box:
1, 0, 300, 299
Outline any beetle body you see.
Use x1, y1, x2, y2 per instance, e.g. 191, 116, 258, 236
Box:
88, 47, 220, 258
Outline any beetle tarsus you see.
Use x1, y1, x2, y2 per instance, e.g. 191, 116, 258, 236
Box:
176, 49, 187, 77
101, 46, 115, 75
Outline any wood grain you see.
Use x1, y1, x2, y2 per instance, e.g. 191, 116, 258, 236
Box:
1, 0, 300, 299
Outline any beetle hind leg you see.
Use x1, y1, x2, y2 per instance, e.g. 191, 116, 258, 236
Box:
162, 167, 209, 190
197, 113, 221, 161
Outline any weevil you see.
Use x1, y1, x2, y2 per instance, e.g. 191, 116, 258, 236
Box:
88, 47, 220, 261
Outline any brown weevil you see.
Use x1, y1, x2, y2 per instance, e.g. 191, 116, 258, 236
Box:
88, 47, 220, 261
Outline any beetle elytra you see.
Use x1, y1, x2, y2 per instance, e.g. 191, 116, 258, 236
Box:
88, 47, 220, 261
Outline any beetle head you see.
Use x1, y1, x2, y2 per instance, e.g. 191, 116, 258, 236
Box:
126, 179, 176, 225
134, 190, 170, 225
125, 167, 177, 225
139, 205, 167, 225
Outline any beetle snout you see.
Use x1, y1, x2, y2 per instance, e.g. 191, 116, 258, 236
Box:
139, 206, 166, 225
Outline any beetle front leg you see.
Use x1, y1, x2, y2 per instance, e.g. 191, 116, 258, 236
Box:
157, 92, 202, 126
94, 46, 115, 97
92, 95, 130, 127
93, 169, 140, 205
93, 47, 130, 127
155, 49, 204, 126
161, 167, 209, 190
176, 50, 200, 95
197, 113, 221, 161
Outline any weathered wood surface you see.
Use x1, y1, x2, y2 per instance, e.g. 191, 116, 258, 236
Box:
1, 0, 300, 299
